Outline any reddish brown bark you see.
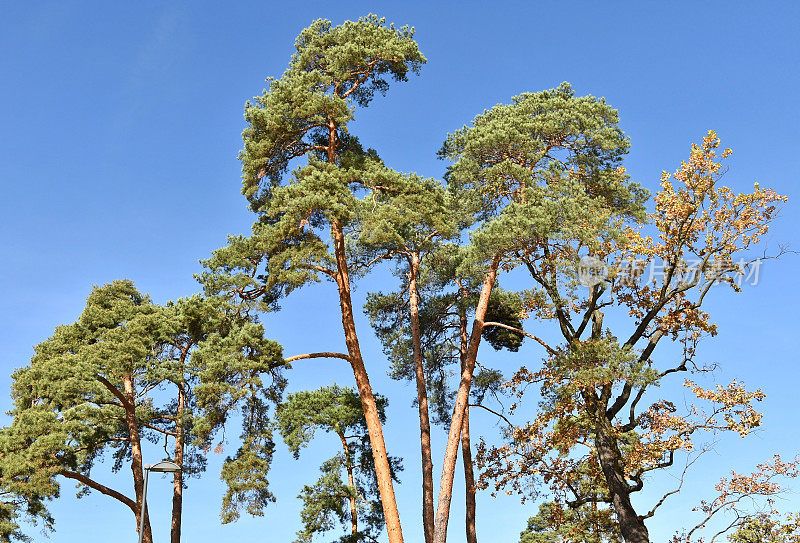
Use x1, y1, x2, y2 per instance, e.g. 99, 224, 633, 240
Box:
59, 470, 137, 512
323, 105, 404, 543
122, 372, 152, 543
458, 301, 477, 543
433, 254, 501, 543
331, 219, 404, 543
408, 252, 435, 543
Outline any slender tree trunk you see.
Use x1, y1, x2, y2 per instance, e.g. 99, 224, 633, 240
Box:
458, 287, 477, 543
338, 428, 359, 536
347, 464, 358, 536
433, 254, 501, 543
408, 252, 435, 543
171, 382, 186, 543
325, 116, 402, 543
331, 219, 404, 543
123, 372, 153, 543
461, 407, 477, 543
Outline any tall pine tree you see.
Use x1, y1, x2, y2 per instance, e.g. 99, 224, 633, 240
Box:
201, 15, 425, 543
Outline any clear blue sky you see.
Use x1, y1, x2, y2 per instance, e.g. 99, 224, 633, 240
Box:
2, 2, 799, 542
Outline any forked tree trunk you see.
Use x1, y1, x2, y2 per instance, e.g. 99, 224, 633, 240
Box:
123, 372, 153, 543
433, 254, 501, 543
587, 312, 649, 543
594, 417, 650, 543
408, 252, 435, 543
331, 219, 404, 543
171, 382, 186, 543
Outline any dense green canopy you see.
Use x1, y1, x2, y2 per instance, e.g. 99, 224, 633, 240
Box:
0, 280, 285, 540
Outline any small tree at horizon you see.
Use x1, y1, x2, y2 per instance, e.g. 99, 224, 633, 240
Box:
277, 386, 402, 543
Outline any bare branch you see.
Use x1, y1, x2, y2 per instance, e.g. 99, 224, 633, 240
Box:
60, 470, 137, 513
282, 352, 351, 364
468, 403, 513, 427
482, 321, 557, 356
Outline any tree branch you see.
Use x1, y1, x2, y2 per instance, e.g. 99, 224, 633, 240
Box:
482, 322, 557, 355
468, 403, 513, 427
94, 374, 132, 410
607, 329, 664, 419
282, 352, 351, 364
60, 470, 137, 513
297, 264, 337, 278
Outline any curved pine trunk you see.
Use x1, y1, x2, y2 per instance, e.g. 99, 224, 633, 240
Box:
331, 220, 404, 543
432, 254, 501, 543
123, 372, 153, 543
408, 252, 435, 543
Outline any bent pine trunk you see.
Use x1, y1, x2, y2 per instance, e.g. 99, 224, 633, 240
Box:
432, 254, 501, 543
331, 219, 404, 543
322, 116, 404, 543
123, 372, 153, 543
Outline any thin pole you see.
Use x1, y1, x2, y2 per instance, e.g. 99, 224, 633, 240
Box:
137, 466, 150, 543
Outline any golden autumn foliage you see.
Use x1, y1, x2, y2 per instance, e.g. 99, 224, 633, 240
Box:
476, 132, 791, 542
673, 456, 800, 542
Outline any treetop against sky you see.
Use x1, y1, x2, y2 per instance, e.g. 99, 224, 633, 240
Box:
1, 4, 799, 543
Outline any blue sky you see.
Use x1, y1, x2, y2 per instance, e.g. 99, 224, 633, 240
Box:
2, 1, 799, 542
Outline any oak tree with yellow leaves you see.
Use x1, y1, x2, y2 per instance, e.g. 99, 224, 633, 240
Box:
477, 132, 789, 543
